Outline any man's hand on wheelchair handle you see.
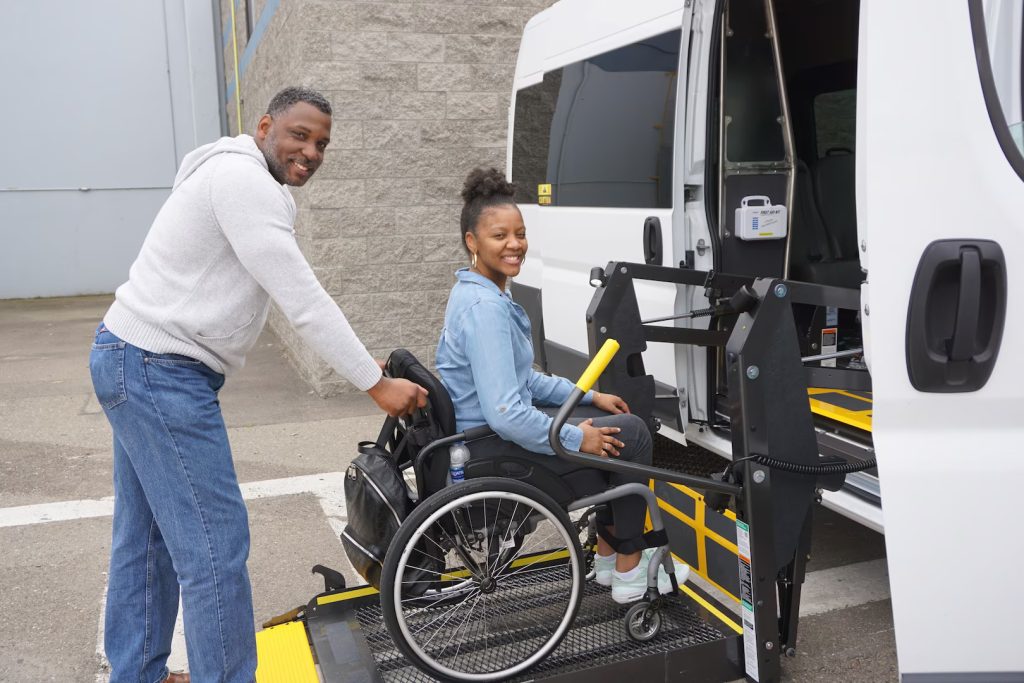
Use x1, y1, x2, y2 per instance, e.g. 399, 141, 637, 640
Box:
578, 419, 625, 458
367, 376, 428, 417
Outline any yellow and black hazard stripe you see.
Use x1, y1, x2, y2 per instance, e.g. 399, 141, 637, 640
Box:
807, 388, 872, 433
648, 480, 742, 633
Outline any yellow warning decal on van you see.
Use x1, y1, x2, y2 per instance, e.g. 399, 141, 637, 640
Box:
538, 183, 551, 196
539, 196, 552, 205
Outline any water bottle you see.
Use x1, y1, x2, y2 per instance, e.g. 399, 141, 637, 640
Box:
448, 442, 470, 485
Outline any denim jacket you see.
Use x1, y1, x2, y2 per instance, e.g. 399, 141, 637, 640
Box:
436, 268, 593, 455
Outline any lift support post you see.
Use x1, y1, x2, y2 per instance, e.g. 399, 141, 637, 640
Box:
585, 262, 867, 682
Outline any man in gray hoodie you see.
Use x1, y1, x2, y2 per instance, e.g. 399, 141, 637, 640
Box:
88, 87, 426, 683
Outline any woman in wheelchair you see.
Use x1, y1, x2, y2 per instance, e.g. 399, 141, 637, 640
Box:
435, 167, 689, 605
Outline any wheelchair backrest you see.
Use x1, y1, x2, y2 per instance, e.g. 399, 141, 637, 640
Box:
383, 349, 455, 493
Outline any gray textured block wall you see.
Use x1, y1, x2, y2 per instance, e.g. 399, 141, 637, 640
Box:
219, 0, 555, 394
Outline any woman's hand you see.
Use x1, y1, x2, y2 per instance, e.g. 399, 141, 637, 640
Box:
591, 391, 630, 414
578, 419, 625, 457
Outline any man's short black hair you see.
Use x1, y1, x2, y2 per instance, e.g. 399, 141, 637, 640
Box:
266, 86, 332, 117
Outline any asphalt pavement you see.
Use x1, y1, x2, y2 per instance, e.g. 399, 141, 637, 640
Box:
0, 295, 897, 682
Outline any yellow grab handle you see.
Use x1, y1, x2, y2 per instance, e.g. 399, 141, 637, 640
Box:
576, 339, 620, 392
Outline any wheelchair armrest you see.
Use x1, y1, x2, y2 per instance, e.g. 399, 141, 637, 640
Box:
461, 424, 496, 442
411, 425, 497, 492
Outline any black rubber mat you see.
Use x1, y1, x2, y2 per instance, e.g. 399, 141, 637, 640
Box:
652, 435, 731, 478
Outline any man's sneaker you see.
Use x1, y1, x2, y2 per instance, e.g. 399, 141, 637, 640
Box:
611, 548, 691, 605
594, 552, 615, 586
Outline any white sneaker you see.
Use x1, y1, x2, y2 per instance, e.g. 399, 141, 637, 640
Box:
594, 552, 615, 586
611, 548, 691, 605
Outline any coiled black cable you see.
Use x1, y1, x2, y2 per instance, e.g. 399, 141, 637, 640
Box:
753, 454, 876, 475
727, 453, 877, 477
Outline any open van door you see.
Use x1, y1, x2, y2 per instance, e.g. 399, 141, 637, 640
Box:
861, 1, 1023, 677
509, 3, 694, 417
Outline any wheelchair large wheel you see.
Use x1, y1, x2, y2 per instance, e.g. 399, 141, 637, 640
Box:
380, 477, 584, 682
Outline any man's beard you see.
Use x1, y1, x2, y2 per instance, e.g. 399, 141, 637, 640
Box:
261, 131, 289, 185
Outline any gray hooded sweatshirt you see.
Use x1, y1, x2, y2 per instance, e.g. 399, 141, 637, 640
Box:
104, 134, 382, 391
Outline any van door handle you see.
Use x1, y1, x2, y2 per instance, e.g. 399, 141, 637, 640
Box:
948, 248, 980, 362
906, 239, 1006, 392
643, 216, 662, 265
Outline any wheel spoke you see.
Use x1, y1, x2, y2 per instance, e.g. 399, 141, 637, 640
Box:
482, 497, 492, 576
400, 563, 447, 577
492, 516, 556, 577
387, 484, 583, 681
447, 509, 486, 579
415, 588, 482, 642
446, 589, 483, 669
401, 583, 476, 606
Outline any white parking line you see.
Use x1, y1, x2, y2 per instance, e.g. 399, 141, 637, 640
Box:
0, 472, 348, 528
0, 473, 352, 683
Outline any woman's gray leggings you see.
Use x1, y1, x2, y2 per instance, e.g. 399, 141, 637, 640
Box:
466, 407, 654, 553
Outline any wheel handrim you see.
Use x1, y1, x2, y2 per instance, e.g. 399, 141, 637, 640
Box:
392, 489, 582, 681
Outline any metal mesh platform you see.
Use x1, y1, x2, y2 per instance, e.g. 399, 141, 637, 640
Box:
653, 435, 731, 478
355, 567, 728, 682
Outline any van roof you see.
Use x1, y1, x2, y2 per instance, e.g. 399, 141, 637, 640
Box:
515, 0, 686, 88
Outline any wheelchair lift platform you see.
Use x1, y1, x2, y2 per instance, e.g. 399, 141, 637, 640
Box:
258, 554, 745, 683
256, 263, 875, 682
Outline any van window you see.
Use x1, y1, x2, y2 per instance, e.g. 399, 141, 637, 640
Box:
512, 73, 562, 205
511, 30, 681, 209
974, 1, 1024, 168
813, 89, 856, 157
724, 0, 786, 162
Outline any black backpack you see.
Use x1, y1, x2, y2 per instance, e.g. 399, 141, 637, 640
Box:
340, 349, 455, 589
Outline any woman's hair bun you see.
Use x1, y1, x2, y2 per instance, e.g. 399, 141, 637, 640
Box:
461, 167, 516, 204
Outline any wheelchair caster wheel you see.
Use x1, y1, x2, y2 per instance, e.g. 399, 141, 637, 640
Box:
625, 601, 662, 642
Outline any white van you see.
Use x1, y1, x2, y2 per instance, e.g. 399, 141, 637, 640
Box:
508, 0, 1023, 678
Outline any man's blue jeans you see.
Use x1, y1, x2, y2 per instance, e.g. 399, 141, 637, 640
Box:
90, 325, 256, 683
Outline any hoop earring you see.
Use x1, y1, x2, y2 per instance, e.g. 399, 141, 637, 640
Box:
471, 252, 477, 268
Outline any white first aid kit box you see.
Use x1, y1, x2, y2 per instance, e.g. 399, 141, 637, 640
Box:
735, 196, 788, 241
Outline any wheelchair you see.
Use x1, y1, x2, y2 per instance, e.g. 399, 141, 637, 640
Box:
376, 343, 683, 682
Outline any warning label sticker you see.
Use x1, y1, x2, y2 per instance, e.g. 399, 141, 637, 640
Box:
538, 184, 552, 205
737, 520, 760, 681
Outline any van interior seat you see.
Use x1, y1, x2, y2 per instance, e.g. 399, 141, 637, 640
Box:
813, 149, 859, 259
788, 157, 863, 289
789, 159, 831, 264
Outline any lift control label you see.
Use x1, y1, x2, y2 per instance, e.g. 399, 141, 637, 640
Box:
737, 520, 760, 681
